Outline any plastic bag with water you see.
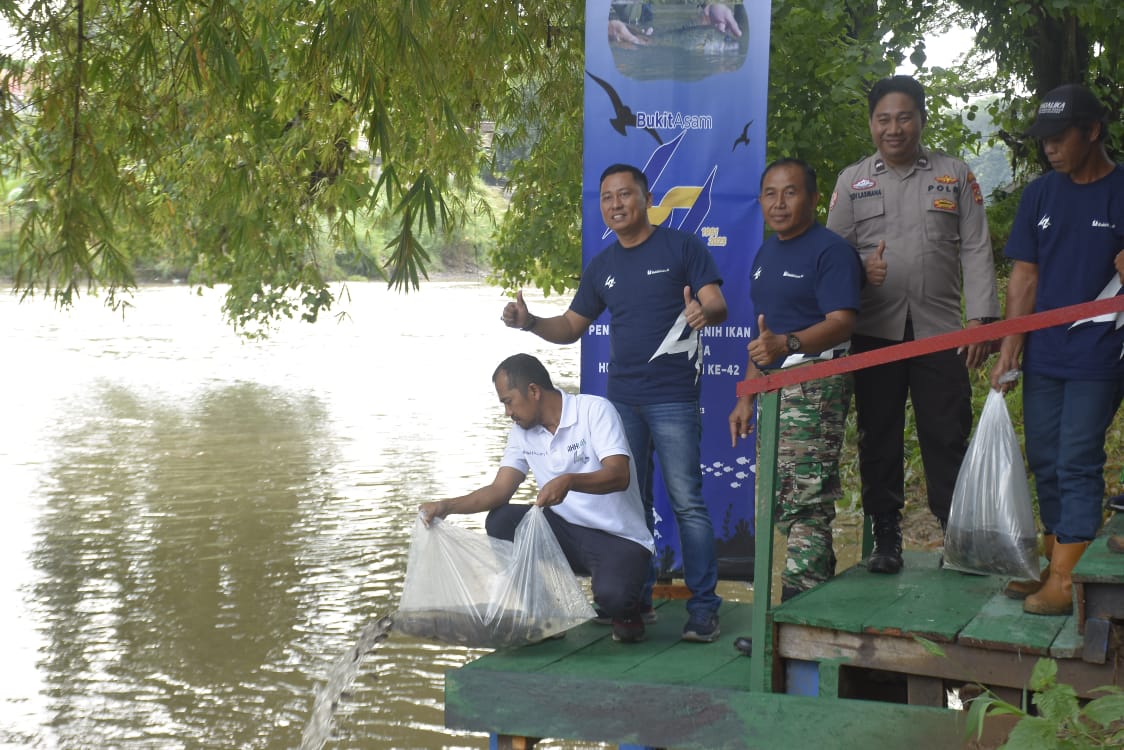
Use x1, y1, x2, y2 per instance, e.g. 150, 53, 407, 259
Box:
395, 506, 595, 647
943, 389, 1040, 580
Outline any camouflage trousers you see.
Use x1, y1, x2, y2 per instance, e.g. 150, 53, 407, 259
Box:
768, 371, 853, 594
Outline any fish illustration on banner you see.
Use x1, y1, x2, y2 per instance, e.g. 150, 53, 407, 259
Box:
583, 0, 772, 582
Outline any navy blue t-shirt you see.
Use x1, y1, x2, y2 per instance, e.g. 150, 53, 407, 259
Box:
571, 226, 723, 404
749, 223, 863, 369
1005, 165, 1124, 380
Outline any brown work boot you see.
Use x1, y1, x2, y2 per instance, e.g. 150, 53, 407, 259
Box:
1108, 535, 1124, 554
1024, 541, 1089, 616
1004, 534, 1055, 600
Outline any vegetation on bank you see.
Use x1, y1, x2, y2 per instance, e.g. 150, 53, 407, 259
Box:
0, 1, 1121, 329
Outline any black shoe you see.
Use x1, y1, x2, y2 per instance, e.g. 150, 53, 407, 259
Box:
611, 618, 646, 643
868, 511, 904, 574
733, 636, 752, 656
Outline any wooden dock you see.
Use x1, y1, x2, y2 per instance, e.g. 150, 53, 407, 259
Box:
444, 516, 1124, 749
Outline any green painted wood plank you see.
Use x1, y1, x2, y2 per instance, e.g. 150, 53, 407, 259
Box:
623, 601, 754, 684
1048, 616, 1082, 659
958, 593, 1067, 654
772, 559, 907, 631
776, 552, 1001, 641
447, 670, 967, 750
457, 620, 609, 674
861, 557, 1003, 641
1073, 513, 1124, 583
705, 654, 753, 690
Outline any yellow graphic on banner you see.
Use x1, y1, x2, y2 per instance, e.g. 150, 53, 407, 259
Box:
647, 185, 703, 226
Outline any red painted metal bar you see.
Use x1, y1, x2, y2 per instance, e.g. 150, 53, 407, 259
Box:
745, 292, 1123, 696
736, 296, 1124, 398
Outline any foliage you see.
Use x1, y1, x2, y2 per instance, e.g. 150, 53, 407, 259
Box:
967, 658, 1124, 749
0, 1, 1122, 330
0, 0, 583, 332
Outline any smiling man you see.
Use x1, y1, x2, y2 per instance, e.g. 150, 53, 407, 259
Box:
501, 163, 728, 643
826, 75, 1000, 574
729, 158, 862, 600
990, 84, 1124, 616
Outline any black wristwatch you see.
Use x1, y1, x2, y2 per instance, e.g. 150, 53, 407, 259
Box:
786, 334, 802, 353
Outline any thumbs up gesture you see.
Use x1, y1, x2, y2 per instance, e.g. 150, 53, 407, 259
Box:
683, 286, 707, 330
747, 314, 783, 367
866, 240, 888, 286
501, 289, 532, 329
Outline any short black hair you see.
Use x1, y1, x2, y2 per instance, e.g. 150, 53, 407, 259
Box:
493, 354, 557, 394
868, 75, 927, 124
599, 163, 649, 194
760, 158, 818, 196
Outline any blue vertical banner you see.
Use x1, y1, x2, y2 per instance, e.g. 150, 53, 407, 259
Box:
582, 0, 770, 581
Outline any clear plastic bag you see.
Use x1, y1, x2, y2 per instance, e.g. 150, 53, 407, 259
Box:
943, 389, 1040, 579
395, 506, 595, 647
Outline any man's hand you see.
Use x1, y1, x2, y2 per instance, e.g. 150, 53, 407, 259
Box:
1116, 249, 1124, 283
683, 286, 708, 330
865, 240, 887, 286
989, 345, 1021, 393
728, 395, 755, 446
501, 289, 532, 330
702, 2, 742, 37
536, 475, 572, 507
418, 499, 452, 526
962, 318, 997, 369
748, 314, 784, 366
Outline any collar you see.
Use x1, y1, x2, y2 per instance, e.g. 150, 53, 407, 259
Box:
873, 147, 931, 175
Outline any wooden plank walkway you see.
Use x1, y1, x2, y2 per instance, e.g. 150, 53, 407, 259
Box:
445, 530, 1124, 748
445, 598, 967, 749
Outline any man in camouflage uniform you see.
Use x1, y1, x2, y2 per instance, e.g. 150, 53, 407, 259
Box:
729, 158, 863, 600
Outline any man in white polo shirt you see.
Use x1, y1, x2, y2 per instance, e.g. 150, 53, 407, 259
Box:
420, 353, 655, 643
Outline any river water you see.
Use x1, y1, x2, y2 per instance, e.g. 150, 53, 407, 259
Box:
0, 280, 591, 750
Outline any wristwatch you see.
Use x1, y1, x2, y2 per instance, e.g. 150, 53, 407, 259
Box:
786, 334, 802, 353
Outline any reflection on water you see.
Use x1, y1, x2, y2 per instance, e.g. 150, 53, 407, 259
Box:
0, 282, 585, 749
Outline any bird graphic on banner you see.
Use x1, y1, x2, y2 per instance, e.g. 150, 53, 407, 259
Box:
586, 70, 663, 145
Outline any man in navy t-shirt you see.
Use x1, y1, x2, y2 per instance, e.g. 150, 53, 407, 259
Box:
729, 158, 863, 601
991, 84, 1124, 616
502, 163, 729, 643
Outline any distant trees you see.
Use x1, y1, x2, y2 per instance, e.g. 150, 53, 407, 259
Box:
0, 1, 1119, 330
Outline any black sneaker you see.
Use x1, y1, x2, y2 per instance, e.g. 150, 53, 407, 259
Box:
595, 607, 658, 625
611, 618, 646, 643
868, 511, 904, 574
681, 611, 720, 643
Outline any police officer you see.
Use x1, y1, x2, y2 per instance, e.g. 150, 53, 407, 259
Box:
826, 75, 1000, 574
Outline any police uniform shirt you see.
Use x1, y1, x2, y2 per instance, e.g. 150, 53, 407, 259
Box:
826, 147, 999, 341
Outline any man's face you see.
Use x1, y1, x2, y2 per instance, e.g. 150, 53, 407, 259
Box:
1041, 125, 1099, 176
760, 164, 818, 241
495, 373, 539, 430
869, 92, 924, 167
599, 171, 652, 238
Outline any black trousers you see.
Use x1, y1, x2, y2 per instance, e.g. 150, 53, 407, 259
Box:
486, 504, 652, 620
850, 330, 972, 526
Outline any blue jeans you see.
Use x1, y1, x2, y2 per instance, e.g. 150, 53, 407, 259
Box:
1023, 373, 1124, 543
610, 400, 722, 616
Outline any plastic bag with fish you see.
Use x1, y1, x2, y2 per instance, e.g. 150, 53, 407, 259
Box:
943, 389, 1040, 580
395, 506, 595, 648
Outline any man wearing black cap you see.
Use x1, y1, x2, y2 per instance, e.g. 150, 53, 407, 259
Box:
990, 83, 1124, 616
826, 75, 1000, 574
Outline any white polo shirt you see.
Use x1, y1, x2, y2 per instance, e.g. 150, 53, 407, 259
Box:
500, 391, 655, 552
